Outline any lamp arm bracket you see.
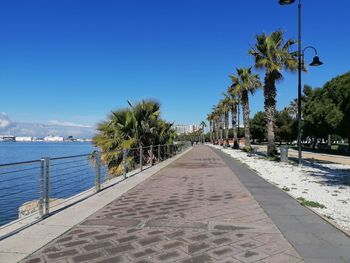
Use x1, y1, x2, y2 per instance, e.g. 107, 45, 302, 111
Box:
302, 46, 318, 56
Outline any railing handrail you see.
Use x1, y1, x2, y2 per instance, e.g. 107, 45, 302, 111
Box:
0, 159, 41, 169
0, 143, 186, 167
50, 153, 92, 161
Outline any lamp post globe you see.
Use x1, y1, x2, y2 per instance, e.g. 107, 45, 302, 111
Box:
279, 0, 296, 5
310, 56, 323, 66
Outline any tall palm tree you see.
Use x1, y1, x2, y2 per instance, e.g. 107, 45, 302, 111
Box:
200, 121, 207, 132
228, 84, 239, 149
199, 121, 207, 143
211, 105, 220, 144
231, 67, 261, 149
214, 104, 224, 145
218, 97, 231, 147
249, 30, 297, 156
206, 114, 213, 143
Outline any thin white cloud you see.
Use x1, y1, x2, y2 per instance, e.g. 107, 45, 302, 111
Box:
0, 112, 12, 128
0, 113, 95, 138
48, 120, 92, 128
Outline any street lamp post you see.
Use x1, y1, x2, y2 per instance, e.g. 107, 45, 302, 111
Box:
279, 0, 323, 165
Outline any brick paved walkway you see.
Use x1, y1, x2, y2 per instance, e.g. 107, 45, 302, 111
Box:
23, 145, 303, 263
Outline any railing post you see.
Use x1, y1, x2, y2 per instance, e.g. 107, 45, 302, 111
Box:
150, 145, 153, 166
44, 157, 50, 216
123, 148, 128, 179
158, 144, 161, 163
139, 146, 143, 171
39, 158, 45, 219
40, 157, 50, 218
95, 151, 101, 192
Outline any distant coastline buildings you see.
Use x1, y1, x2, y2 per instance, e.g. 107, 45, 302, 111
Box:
0, 135, 92, 142
16, 136, 33, 142
174, 124, 199, 135
44, 135, 64, 142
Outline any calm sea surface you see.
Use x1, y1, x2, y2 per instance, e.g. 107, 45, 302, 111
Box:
0, 142, 94, 164
0, 142, 96, 226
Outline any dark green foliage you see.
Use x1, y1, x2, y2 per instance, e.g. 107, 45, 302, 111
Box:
93, 100, 175, 175
275, 108, 297, 144
228, 127, 245, 138
250, 109, 297, 144
323, 72, 350, 153
302, 85, 343, 148
250, 111, 266, 142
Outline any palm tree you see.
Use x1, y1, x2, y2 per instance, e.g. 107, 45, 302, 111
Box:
231, 67, 261, 150
249, 30, 297, 156
200, 121, 207, 132
206, 114, 213, 143
228, 84, 239, 149
199, 121, 207, 143
93, 100, 174, 175
218, 98, 231, 147
212, 105, 221, 144
210, 107, 216, 143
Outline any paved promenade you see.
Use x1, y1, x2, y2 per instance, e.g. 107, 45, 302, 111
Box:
23, 145, 303, 263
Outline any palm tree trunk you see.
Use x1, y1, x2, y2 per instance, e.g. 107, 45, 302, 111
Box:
210, 121, 213, 143
213, 121, 216, 142
220, 115, 224, 145
264, 73, 277, 156
237, 102, 240, 148
225, 112, 229, 147
242, 91, 251, 149
215, 122, 219, 144
231, 104, 238, 149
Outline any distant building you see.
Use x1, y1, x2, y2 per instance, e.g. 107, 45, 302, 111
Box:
0, 135, 16, 142
16, 136, 33, 142
188, 124, 198, 133
44, 135, 64, 142
64, 136, 77, 142
174, 125, 188, 134
174, 124, 199, 135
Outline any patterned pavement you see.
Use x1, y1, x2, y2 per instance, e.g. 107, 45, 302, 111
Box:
23, 145, 304, 263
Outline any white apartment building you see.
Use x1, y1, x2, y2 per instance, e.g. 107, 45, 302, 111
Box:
44, 135, 64, 142
174, 124, 199, 135
15, 136, 33, 142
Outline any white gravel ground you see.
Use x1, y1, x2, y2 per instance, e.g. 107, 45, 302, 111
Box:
210, 145, 350, 232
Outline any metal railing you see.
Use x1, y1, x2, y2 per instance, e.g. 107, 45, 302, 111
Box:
0, 142, 190, 239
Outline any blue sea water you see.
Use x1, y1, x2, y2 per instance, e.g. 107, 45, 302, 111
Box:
0, 142, 94, 165
0, 142, 97, 226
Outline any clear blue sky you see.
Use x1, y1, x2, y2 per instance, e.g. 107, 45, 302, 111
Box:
1, 0, 349, 128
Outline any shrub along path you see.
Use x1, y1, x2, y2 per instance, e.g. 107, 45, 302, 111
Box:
23, 145, 305, 263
